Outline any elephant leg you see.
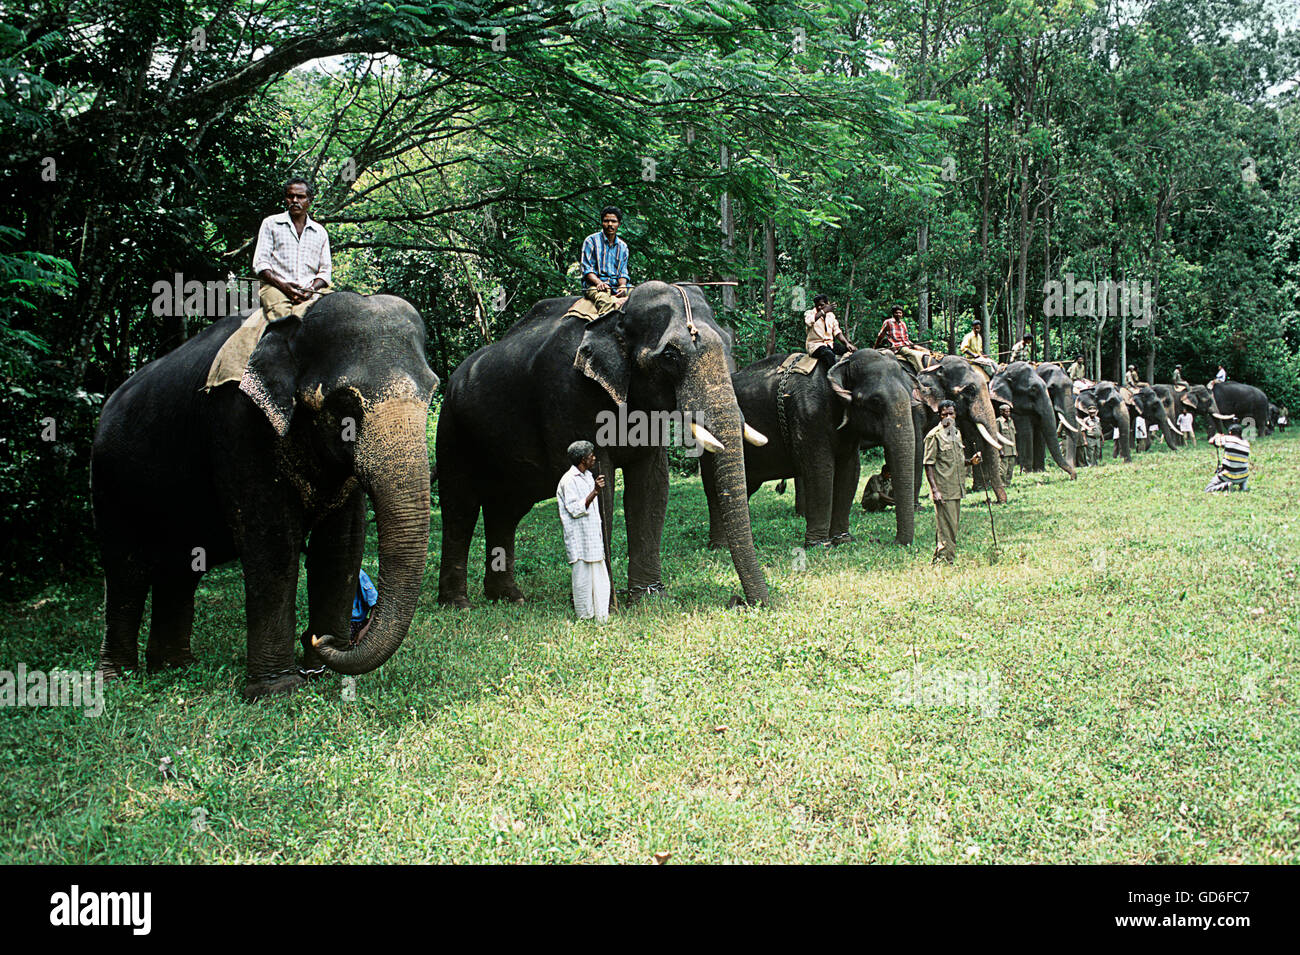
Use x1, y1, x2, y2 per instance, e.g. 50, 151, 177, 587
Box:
793, 475, 805, 517
829, 446, 860, 540
145, 570, 200, 672
483, 499, 530, 603
437, 477, 479, 608
799, 455, 835, 547
99, 551, 149, 678
623, 446, 668, 594
303, 491, 366, 671
240, 527, 305, 701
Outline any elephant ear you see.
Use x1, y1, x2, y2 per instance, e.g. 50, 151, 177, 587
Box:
826, 358, 853, 402
913, 383, 941, 413
239, 318, 301, 437
574, 311, 630, 405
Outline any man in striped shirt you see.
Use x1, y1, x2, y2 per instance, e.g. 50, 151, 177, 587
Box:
252, 177, 332, 321
1205, 424, 1250, 492
874, 304, 927, 373
580, 206, 630, 319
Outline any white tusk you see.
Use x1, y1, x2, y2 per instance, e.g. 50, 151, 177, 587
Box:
999, 434, 1016, 449
976, 422, 1001, 449
743, 423, 768, 446
1057, 412, 1081, 433
690, 421, 725, 453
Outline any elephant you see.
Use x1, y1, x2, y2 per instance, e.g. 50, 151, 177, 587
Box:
1031, 363, 1083, 470
1128, 385, 1183, 450
1205, 380, 1271, 438
91, 292, 439, 700
701, 348, 921, 549
1174, 383, 1231, 439
436, 281, 769, 608
1075, 382, 1131, 461
915, 355, 1007, 502
989, 362, 1077, 480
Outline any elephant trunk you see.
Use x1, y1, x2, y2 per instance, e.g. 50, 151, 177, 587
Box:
314, 396, 431, 675
1037, 395, 1076, 478
1115, 405, 1132, 460
681, 350, 769, 605
971, 392, 1006, 503
1150, 402, 1181, 449
883, 404, 916, 544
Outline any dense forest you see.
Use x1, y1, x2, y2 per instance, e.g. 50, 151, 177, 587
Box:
2, 0, 1298, 590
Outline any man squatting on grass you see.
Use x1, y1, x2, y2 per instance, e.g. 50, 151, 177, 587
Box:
556, 440, 610, 621
1205, 424, 1250, 492
924, 399, 982, 564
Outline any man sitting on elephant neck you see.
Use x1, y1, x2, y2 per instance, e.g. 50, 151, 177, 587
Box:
860, 465, 894, 512
959, 320, 998, 379
1067, 355, 1086, 381
556, 440, 610, 622
806, 294, 856, 371
874, 304, 926, 374
1125, 365, 1145, 389
253, 177, 332, 322
1009, 334, 1033, 364
580, 206, 630, 319
1173, 364, 1188, 390
925, 400, 981, 565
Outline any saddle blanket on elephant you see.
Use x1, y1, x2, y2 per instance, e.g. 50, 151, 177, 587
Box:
203, 292, 330, 391
563, 287, 631, 323
776, 352, 822, 376
965, 355, 999, 381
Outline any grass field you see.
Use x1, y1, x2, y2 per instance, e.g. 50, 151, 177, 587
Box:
3, 431, 1297, 864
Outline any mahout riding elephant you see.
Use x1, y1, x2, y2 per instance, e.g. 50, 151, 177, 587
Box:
1128, 385, 1183, 449
91, 292, 439, 700
915, 354, 1007, 502
436, 281, 769, 607
702, 348, 921, 548
1031, 363, 1082, 471
1075, 382, 1131, 461
1205, 380, 1271, 438
989, 361, 1077, 480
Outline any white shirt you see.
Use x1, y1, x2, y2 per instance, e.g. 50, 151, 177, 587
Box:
1134, 417, 1147, 439
252, 212, 332, 288
1177, 412, 1193, 433
804, 308, 841, 352
556, 465, 604, 563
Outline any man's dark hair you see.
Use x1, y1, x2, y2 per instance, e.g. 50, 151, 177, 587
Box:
567, 439, 596, 465
1228, 424, 1243, 437
1023, 334, 1033, 341
939, 399, 956, 413
600, 205, 622, 222
813, 294, 829, 306
284, 177, 314, 199
891, 304, 904, 314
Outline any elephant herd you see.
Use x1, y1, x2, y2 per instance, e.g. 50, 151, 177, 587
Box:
88, 287, 1284, 700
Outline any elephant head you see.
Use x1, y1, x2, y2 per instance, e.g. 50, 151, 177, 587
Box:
241, 292, 439, 674
575, 281, 768, 604
827, 349, 918, 544
990, 362, 1076, 479
916, 355, 1006, 502
1085, 381, 1131, 460
1130, 385, 1182, 449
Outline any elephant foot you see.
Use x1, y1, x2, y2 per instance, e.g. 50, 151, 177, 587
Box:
726, 594, 759, 609
97, 657, 138, 681
144, 649, 197, 673
626, 582, 666, 605
438, 594, 472, 610
706, 538, 728, 551
242, 670, 306, 702
830, 532, 854, 547
485, 584, 526, 604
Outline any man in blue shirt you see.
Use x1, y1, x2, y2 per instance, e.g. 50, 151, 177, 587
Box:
580, 206, 630, 318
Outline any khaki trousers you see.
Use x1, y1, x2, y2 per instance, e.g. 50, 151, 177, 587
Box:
933, 498, 961, 564
1000, 456, 1016, 486
259, 283, 331, 322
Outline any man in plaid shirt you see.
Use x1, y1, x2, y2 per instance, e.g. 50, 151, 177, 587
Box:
874, 304, 927, 373
556, 440, 610, 621
252, 177, 332, 321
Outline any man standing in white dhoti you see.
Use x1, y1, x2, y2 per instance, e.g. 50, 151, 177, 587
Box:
556, 440, 610, 622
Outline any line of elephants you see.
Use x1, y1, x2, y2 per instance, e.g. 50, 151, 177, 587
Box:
89, 285, 1286, 700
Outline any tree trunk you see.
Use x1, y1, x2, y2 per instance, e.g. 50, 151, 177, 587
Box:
763, 217, 777, 356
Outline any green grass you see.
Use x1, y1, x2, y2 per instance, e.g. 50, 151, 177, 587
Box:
3, 433, 1298, 863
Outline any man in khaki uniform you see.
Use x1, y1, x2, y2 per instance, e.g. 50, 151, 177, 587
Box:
997, 404, 1017, 486
860, 465, 894, 512
1085, 413, 1103, 466
924, 400, 982, 564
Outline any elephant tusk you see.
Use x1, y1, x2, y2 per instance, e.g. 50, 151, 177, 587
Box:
1057, 412, 1081, 434
976, 422, 1001, 449
998, 434, 1016, 449
690, 421, 726, 453
1212, 412, 1235, 420
743, 423, 768, 446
